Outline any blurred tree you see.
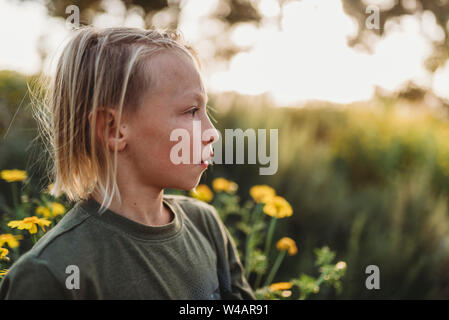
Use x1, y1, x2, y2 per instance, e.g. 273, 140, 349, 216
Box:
211, 0, 262, 24
342, 0, 449, 72
46, 0, 172, 28
19, 0, 449, 73
44, 0, 262, 27
38, 0, 262, 62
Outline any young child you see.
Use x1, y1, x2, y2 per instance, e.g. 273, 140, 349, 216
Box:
0, 27, 255, 300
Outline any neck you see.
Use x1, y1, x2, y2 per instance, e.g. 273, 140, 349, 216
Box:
91, 182, 172, 227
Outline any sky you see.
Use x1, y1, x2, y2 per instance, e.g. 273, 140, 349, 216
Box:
0, 0, 448, 106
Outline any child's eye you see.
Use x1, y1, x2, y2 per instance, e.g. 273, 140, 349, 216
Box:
187, 107, 199, 116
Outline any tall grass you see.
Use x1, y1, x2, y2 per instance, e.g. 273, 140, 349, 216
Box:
203, 93, 449, 298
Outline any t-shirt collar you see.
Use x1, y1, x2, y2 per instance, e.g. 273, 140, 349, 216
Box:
78, 195, 183, 241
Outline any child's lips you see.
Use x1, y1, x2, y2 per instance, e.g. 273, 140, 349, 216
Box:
200, 151, 213, 166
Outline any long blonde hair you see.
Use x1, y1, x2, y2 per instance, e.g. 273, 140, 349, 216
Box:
32, 26, 200, 213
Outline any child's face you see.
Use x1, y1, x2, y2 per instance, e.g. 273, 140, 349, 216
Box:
120, 50, 219, 190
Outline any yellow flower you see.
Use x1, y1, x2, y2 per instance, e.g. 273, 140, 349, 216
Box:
0, 269, 8, 276
51, 202, 65, 215
249, 185, 276, 203
212, 178, 238, 193
1, 169, 27, 182
190, 185, 214, 203
263, 196, 293, 218
36, 206, 50, 218
0, 247, 9, 260
36, 202, 66, 218
269, 282, 293, 292
8, 216, 51, 234
335, 261, 347, 270
0, 234, 23, 248
276, 237, 298, 256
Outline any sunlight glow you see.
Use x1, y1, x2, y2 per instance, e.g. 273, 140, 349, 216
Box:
207, 0, 436, 105
0, 0, 447, 106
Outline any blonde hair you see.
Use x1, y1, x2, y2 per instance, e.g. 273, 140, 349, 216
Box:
32, 26, 201, 213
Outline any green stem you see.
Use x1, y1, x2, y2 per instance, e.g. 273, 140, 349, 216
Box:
263, 218, 278, 259
31, 234, 37, 244
244, 203, 262, 278
11, 182, 19, 216
316, 274, 325, 287
263, 250, 286, 287
299, 274, 325, 300
254, 217, 278, 288
254, 267, 263, 289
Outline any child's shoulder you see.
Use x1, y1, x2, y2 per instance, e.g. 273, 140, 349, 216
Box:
0, 204, 94, 294
11, 201, 108, 274
29, 203, 93, 257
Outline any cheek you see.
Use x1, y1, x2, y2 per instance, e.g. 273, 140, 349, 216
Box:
129, 115, 202, 173
141, 127, 174, 162
134, 118, 188, 165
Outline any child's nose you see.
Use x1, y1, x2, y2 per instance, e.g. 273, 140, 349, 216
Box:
202, 116, 220, 145
203, 127, 219, 145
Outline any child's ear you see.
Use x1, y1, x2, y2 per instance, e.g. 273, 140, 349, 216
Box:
88, 107, 127, 152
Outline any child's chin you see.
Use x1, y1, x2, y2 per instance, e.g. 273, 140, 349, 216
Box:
167, 174, 204, 191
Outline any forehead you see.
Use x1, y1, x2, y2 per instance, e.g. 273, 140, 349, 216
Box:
150, 50, 206, 102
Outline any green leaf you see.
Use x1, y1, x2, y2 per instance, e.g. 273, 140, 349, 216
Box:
314, 246, 335, 266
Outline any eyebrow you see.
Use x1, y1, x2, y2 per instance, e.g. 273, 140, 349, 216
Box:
190, 92, 208, 106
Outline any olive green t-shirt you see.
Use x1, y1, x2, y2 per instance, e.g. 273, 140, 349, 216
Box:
0, 194, 255, 300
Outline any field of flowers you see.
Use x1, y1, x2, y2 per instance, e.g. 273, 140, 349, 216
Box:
0, 169, 346, 300
3, 71, 449, 298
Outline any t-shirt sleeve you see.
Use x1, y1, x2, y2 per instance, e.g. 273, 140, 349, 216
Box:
0, 254, 67, 300
221, 222, 257, 300
198, 202, 255, 300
